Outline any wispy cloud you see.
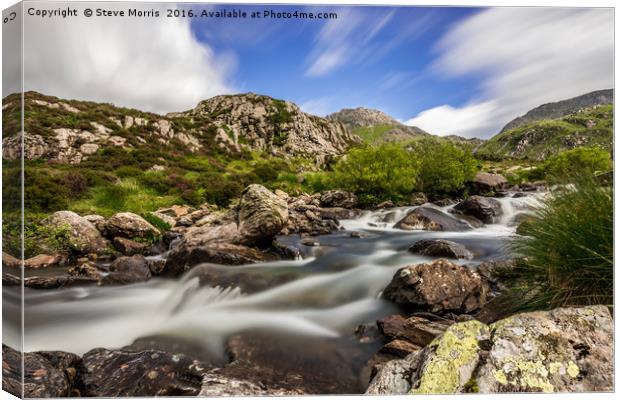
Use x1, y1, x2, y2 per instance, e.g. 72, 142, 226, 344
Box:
305, 8, 395, 77
22, 4, 234, 114
406, 8, 613, 138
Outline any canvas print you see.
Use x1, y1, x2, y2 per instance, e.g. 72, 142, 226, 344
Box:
1, 1, 615, 397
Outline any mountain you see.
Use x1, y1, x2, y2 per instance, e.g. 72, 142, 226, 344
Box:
475, 104, 613, 161
500, 89, 613, 133
2, 92, 360, 165
327, 107, 429, 144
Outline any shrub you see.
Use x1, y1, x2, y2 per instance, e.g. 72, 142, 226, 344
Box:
141, 213, 171, 232
536, 146, 612, 183
410, 138, 478, 195
329, 143, 419, 205
504, 175, 612, 310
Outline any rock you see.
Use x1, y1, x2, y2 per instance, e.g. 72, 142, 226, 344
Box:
188, 264, 299, 294
150, 211, 176, 228
350, 231, 366, 238
101, 255, 151, 285
366, 306, 613, 394
510, 212, 535, 228
382, 259, 490, 315
410, 192, 428, 206
375, 200, 395, 209
381, 340, 422, 357
300, 238, 320, 247
476, 306, 613, 393
2, 252, 21, 268
452, 196, 503, 224
237, 184, 289, 245
274, 189, 290, 199
42, 211, 110, 254
377, 314, 453, 349
24, 253, 68, 269
432, 198, 457, 207
408, 239, 474, 260
199, 373, 305, 396
83, 214, 106, 232
394, 207, 472, 231
80, 347, 207, 396
2, 345, 82, 398
113, 237, 147, 256
68, 261, 104, 279
156, 204, 193, 219
319, 190, 358, 208
469, 172, 508, 195
104, 212, 160, 239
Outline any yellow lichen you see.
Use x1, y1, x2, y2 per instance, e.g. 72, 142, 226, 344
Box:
411, 320, 487, 394
548, 362, 564, 375
493, 370, 508, 385
567, 361, 580, 378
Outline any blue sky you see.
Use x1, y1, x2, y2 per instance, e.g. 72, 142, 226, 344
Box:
189, 5, 480, 121
21, 4, 613, 138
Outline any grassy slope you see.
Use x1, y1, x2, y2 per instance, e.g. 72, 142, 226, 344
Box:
352, 124, 398, 144
476, 104, 613, 161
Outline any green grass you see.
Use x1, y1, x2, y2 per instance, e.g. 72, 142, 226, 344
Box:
503, 175, 613, 311
352, 124, 397, 144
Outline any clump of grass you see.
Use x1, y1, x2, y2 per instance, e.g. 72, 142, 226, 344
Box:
504, 175, 612, 311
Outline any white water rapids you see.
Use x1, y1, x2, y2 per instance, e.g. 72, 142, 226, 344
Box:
3, 193, 544, 359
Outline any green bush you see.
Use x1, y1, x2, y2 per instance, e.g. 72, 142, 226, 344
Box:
328, 143, 420, 205
410, 138, 478, 195
142, 213, 171, 232
536, 146, 612, 183
505, 175, 612, 310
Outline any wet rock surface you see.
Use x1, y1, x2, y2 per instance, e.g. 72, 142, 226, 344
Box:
382, 259, 490, 315
394, 207, 472, 231
452, 196, 503, 224
409, 239, 474, 260
101, 255, 151, 285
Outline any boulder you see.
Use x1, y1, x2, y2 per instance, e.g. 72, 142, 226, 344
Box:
237, 184, 289, 244
2, 345, 82, 398
2, 252, 20, 268
101, 255, 151, 285
366, 306, 613, 394
410, 192, 428, 206
319, 190, 358, 208
83, 214, 106, 232
394, 207, 472, 232
42, 211, 110, 254
113, 237, 147, 256
150, 211, 176, 228
382, 259, 490, 315
104, 212, 160, 239
452, 196, 503, 224
68, 261, 104, 279
468, 172, 508, 195
80, 348, 207, 396
408, 239, 474, 260
24, 253, 68, 269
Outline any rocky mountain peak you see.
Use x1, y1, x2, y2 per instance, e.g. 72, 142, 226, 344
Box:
327, 107, 400, 130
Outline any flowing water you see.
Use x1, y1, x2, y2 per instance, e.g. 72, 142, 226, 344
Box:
2, 193, 544, 392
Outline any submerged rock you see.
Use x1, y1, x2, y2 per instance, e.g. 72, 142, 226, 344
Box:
41, 211, 110, 254
408, 239, 474, 260
81, 348, 207, 396
394, 207, 472, 232
382, 259, 490, 315
452, 196, 503, 224
366, 306, 613, 394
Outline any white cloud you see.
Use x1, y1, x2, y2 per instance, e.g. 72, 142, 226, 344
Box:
305, 9, 394, 77
405, 8, 613, 138
22, 4, 234, 114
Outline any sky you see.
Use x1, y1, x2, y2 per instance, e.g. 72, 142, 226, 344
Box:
12, 3, 614, 138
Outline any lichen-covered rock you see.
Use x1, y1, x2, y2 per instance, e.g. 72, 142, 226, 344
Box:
476, 305, 613, 393
409, 239, 474, 260
319, 190, 358, 208
104, 212, 160, 239
410, 192, 428, 206
42, 211, 110, 254
81, 347, 208, 396
382, 259, 490, 315
394, 207, 472, 231
237, 184, 289, 245
410, 320, 490, 394
2, 345, 82, 398
452, 196, 503, 224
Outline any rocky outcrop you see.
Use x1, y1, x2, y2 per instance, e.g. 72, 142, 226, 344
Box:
80, 348, 207, 396
409, 239, 474, 260
452, 196, 503, 224
2, 345, 82, 398
104, 212, 160, 239
394, 207, 472, 231
41, 211, 110, 254
368, 306, 613, 394
382, 259, 490, 315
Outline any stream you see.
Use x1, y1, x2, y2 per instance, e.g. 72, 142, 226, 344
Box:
2, 193, 543, 392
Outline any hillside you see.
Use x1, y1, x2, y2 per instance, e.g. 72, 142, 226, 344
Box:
500, 89, 613, 132
327, 107, 429, 144
2, 92, 360, 165
476, 104, 613, 161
